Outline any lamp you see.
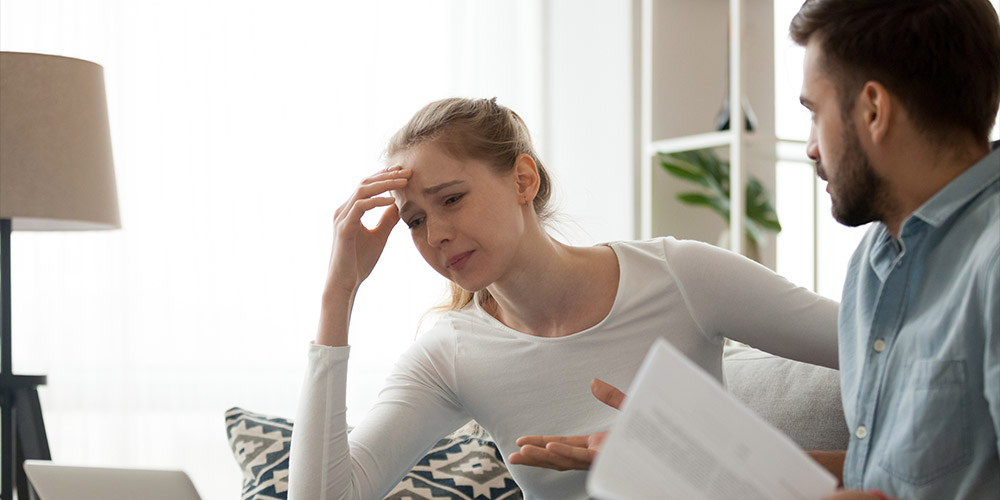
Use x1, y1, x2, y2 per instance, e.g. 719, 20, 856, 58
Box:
0, 52, 120, 500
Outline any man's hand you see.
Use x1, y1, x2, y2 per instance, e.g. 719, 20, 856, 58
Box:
508, 379, 626, 471
807, 450, 846, 486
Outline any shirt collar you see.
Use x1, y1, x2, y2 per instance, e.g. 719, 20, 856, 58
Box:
907, 141, 1000, 229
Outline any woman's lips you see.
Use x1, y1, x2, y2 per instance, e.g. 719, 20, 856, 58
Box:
446, 251, 473, 271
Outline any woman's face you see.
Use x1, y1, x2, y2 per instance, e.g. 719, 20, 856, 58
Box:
392, 141, 528, 292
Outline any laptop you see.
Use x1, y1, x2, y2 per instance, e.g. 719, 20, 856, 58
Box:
23, 460, 202, 500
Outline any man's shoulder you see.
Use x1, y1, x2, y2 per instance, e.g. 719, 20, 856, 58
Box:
941, 177, 999, 262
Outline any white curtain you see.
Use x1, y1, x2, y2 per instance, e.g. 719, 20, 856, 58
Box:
0, 1, 544, 497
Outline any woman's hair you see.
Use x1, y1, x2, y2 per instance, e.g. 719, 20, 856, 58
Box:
385, 97, 554, 312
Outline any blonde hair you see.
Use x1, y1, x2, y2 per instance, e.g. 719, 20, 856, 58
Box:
386, 97, 554, 312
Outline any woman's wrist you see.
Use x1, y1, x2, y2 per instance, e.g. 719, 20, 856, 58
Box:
322, 278, 358, 305
316, 285, 355, 347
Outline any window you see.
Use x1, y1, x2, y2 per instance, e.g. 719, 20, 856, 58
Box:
1, 1, 543, 497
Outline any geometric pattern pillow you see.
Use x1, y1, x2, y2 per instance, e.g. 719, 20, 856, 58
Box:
384, 421, 523, 500
225, 407, 293, 500
224, 408, 523, 500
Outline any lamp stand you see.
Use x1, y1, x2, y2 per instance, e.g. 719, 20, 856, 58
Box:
0, 219, 50, 500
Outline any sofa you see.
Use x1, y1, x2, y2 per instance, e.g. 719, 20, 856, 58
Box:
225, 344, 848, 500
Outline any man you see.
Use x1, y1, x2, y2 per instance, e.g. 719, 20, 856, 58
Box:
512, 1, 1000, 498
791, 0, 999, 498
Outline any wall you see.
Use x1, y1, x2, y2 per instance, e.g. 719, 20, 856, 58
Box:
542, 0, 636, 245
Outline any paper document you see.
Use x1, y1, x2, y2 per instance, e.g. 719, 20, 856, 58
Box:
587, 338, 838, 500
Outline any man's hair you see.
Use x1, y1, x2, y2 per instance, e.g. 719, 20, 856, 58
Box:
790, 0, 1000, 142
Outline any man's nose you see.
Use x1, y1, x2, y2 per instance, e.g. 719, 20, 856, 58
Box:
805, 126, 820, 162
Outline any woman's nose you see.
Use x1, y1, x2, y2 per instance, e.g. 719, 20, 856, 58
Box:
425, 217, 453, 247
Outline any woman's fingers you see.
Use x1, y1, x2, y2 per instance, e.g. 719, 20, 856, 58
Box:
325, 169, 408, 288
515, 435, 589, 448
591, 378, 626, 410
335, 169, 409, 230
359, 166, 411, 190
347, 178, 407, 211
545, 441, 597, 466
509, 444, 592, 471
373, 203, 400, 239
511, 434, 598, 470
341, 195, 398, 226
339, 168, 410, 215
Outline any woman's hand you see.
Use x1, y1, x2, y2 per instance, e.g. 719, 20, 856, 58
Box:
315, 167, 410, 346
325, 167, 411, 294
509, 379, 626, 470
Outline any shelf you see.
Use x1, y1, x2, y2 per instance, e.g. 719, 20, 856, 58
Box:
649, 132, 794, 156
650, 133, 808, 165
646, 131, 733, 157
637, 0, 776, 267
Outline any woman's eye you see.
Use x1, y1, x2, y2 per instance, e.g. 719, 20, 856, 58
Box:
444, 194, 463, 205
406, 217, 424, 230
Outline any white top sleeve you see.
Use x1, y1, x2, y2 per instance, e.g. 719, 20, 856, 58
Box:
663, 239, 840, 368
288, 332, 471, 500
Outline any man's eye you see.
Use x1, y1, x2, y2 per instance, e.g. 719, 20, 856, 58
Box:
407, 217, 424, 230
444, 194, 463, 205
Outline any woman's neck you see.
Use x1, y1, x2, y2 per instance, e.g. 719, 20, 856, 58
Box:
485, 231, 619, 338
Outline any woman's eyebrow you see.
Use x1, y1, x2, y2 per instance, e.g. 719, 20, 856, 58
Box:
422, 180, 465, 195
399, 180, 466, 216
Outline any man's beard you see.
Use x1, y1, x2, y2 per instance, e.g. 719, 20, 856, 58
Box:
822, 125, 887, 227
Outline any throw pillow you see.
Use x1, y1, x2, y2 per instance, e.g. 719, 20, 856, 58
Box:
224, 408, 522, 500
225, 407, 293, 500
385, 421, 522, 500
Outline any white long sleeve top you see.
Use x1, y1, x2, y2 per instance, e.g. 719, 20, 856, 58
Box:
289, 237, 839, 500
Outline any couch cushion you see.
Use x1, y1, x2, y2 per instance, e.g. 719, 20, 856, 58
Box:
225, 407, 293, 500
387, 421, 522, 500
723, 345, 849, 451
224, 408, 522, 500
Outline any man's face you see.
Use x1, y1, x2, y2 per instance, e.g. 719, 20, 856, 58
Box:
800, 39, 886, 227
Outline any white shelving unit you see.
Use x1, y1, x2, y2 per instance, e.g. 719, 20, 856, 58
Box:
635, 0, 778, 269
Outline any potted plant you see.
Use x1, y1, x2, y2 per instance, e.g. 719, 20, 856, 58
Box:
658, 149, 781, 261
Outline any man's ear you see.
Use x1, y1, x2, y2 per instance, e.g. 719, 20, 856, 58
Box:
513, 153, 540, 204
859, 81, 892, 144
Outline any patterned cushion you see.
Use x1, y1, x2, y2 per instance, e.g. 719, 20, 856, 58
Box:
386, 421, 522, 500
225, 408, 293, 500
224, 408, 522, 500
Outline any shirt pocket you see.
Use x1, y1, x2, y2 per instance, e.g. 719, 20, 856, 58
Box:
877, 359, 971, 485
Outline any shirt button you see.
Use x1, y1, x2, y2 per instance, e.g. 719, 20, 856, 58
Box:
856, 426, 868, 439
873, 339, 886, 352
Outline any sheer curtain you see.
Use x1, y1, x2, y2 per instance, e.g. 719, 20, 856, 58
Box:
0, 1, 544, 497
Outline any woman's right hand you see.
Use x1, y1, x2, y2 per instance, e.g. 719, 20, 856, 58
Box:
315, 167, 410, 347
325, 166, 411, 296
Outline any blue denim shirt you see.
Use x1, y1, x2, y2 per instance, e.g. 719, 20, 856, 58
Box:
839, 144, 1000, 499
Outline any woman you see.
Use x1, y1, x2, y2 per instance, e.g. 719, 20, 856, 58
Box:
289, 97, 838, 499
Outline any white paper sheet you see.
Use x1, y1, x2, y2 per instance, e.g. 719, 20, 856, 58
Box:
587, 338, 838, 500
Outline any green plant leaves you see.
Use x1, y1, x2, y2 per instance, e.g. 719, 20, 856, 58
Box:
676, 192, 730, 221
659, 149, 781, 246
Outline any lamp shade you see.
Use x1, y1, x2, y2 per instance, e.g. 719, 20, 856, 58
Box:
0, 52, 120, 230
